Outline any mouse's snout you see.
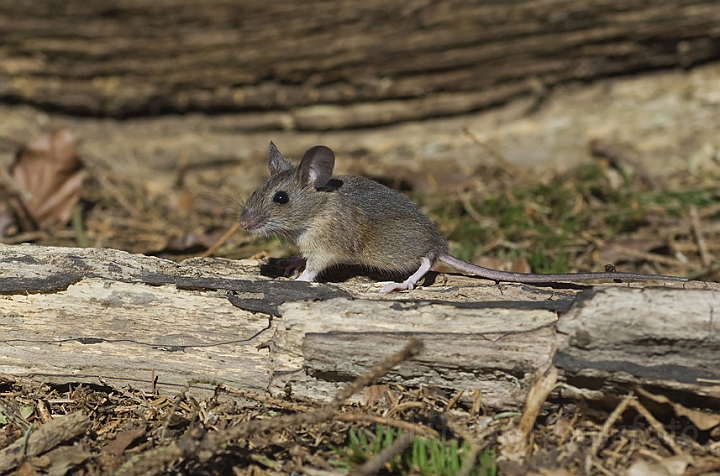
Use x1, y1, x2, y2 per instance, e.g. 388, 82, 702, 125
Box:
239, 211, 264, 232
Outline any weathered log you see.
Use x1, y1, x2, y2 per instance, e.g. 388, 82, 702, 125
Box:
555, 287, 720, 402
1, 243, 718, 410
1, 0, 718, 126
270, 299, 558, 409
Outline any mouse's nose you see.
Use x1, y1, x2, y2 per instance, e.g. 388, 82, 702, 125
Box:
239, 213, 262, 231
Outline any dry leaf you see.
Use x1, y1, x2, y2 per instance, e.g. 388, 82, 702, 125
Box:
9, 129, 85, 230
552, 417, 572, 438
636, 387, 720, 431
101, 427, 146, 457
99, 427, 145, 470
363, 385, 396, 405
628, 459, 673, 476
660, 454, 695, 475
40, 445, 92, 476
627, 453, 693, 476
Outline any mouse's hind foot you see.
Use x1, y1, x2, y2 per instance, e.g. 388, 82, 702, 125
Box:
379, 257, 432, 293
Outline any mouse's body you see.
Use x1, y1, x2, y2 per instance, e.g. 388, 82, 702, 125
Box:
239, 142, 687, 292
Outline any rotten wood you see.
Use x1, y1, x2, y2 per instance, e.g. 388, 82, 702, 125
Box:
270, 299, 558, 409
0, 0, 718, 126
0, 411, 91, 473
555, 286, 720, 401
1, 243, 719, 411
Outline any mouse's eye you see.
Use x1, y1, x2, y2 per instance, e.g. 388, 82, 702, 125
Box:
272, 191, 289, 204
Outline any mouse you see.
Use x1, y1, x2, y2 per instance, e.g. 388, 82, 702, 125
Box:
239, 142, 687, 292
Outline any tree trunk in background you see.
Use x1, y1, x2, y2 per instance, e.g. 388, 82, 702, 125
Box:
1, 0, 718, 128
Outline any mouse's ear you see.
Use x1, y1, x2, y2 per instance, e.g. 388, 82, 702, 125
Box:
297, 146, 335, 188
267, 141, 292, 175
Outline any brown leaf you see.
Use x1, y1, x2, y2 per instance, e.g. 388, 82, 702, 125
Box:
363, 385, 396, 405
627, 454, 694, 476
99, 427, 145, 471
9, 129, 85, 230
36, 445, 92, 476
101, 427, 146, 457
636, 387, 720, 431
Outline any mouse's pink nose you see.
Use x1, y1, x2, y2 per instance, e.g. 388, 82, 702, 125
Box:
239, 214, 262, 231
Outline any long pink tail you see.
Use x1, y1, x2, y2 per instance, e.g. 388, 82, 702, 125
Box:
438, 254, 687, 283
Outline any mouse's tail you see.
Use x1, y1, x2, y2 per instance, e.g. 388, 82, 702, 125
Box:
437, 254, 688, 283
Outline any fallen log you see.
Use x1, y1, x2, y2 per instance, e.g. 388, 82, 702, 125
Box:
1, 0, 719, 124
1, 243, 718, 410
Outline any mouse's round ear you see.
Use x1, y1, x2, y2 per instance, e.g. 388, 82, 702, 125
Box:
267, 141, 293, 175
298, 146, 335, 189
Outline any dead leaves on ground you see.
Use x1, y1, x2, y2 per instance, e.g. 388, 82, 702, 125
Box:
7, 129, 85, 231
2, 364, 720, 475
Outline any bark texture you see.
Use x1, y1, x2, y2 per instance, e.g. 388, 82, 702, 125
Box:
1, 0, 719, 127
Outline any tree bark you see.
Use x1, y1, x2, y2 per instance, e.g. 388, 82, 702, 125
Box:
1, 0, 718, 127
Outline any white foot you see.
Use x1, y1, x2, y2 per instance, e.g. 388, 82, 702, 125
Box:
296, 268, 320, 282
381, 281, 414, 293
379, 257, 432, 293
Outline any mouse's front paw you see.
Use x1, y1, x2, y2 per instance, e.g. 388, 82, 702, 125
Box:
281, 256, 306, 278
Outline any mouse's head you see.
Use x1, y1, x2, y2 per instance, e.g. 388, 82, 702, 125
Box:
239, 142, 336, 240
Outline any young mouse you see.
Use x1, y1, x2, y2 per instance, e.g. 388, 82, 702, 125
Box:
239, 142, 687, 292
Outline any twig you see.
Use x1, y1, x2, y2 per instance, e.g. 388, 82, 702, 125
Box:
518, 367, 558, 436
335, 413, 439, 439
628, 399, 683, 455
463, 127, 533, 182
498, 367, 557, 462
200, 222, 240, 258
0, 167, 32, 200
0, 411, 91, 472
585, 393, 635, 474
457, 191, 485, 223
349, 430, 414, 476
384, 401, 425, 419
689, 205, 713, 267
610, 246, 686, 268
220, 384, 314, 413
681, 458, 720, 476
471, 390, 483, 415
445, 389, 464, 411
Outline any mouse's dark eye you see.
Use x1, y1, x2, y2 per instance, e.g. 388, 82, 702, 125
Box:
272, 191, 289, 204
